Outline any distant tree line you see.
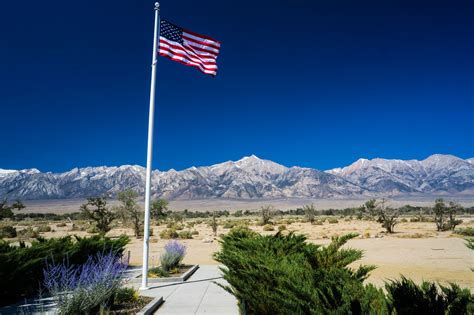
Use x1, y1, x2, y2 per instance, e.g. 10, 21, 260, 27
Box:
1, 191, 471, 237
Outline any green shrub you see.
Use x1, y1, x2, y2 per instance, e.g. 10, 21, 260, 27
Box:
0, 235, 129, 306
328, 218, 339, 224
36, 225, 52, 233
233, 210, 243, 217
149, 266, 169, 277
191, 230, 199, 235
283, 219, 295, 225
263, 224, 274, 231
386, 276, 473, 315
86, 225, 100, 234
17, 226, 39, 238
215, 230, 384, 314
466, 238, 474, 250
114, 287, 139, 304
278, 225, 286, 232
166, 222, 184, 230
178, 230, 193, 239
159, 228, 178, 239
455, 227, 474, 237
0, 226, 17, 238
223, 221, 236, 229
214, 228, 474, 314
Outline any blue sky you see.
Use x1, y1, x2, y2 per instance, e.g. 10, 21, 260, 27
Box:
1, 0, 473, 172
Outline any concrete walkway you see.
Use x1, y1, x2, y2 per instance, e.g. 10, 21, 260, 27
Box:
137, 265, 239, 315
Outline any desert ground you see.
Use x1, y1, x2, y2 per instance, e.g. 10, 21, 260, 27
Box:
5, 213, 474, 291
21, 197, 474, 213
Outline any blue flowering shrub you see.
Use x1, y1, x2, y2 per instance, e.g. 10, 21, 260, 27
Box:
160, 240, 186, 272
0, 235, 129, 305
43, 251, 127, 314
149, 240, 187, 277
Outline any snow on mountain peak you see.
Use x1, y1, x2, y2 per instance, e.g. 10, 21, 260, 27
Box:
1, 154, 472, 200
235, 155, 287, 175
0, 169, 18, 177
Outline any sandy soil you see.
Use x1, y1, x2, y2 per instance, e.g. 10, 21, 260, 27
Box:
5, 216, 474, 290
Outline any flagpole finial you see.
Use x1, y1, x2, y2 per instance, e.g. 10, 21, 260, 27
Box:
155, 2, 160, 11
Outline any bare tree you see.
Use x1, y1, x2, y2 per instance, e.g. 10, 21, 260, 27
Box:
377, 199, 399, 233
260, 205, 275, 225
11, 199, 25, 211
362, 199, 399, 233
303, 204, 317, 224
210, 211, 218, 236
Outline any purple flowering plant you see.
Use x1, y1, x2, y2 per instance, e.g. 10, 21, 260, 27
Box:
160, 240, 186, 271
43, 251, 127, 314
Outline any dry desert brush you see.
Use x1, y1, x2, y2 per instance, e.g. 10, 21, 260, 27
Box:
361, 199, 399, 233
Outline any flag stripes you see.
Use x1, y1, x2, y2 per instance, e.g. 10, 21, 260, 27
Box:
159, 20, 221, 76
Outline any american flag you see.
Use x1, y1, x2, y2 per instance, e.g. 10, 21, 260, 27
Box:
159, 20, 221, 76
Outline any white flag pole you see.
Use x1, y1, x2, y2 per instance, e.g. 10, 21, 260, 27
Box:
140, 2, 160, 291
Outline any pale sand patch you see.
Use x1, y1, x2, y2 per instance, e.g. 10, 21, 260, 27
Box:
117, 219, 474, 290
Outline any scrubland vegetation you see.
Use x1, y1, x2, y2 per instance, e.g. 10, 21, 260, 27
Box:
0, 193, 473, 313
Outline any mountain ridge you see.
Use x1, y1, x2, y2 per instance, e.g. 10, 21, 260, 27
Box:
1, 154, 473, 200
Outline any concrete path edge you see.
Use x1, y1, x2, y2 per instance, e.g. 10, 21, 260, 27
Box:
132, 265, 200, 284
137, 296, 164, 315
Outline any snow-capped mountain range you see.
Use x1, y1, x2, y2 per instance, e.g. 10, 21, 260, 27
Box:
0, 154, 473, 200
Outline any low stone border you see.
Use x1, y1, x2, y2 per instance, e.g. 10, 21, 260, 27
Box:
137, 296, 164, 315
131, 265, 199, 284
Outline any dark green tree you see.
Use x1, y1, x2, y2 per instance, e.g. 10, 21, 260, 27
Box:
447, 201, 463, 231
433, 198, 447, 231
303, 204, 317, 223
151, 198, 169, 220
117, 189, 143, 238
80, 197, 115, 235
0, 198, 25, 220
210, 211, 218, 236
